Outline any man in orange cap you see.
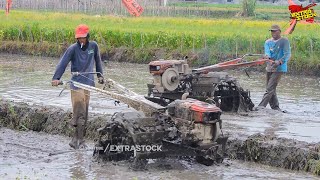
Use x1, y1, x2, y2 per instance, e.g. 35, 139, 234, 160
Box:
52, 24, 104, 149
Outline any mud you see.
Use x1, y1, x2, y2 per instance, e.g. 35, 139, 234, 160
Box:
1, 99, 320, 176
1, 53, 320, 178
227, 134, 320, 175
0, 127, 317, 180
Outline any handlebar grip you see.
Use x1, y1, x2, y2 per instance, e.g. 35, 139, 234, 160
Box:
58, 81, 64, 85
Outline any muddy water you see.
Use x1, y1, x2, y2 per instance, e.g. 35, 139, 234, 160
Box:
224, 71, 320, 142
0, 128, 316, 180
0, 53, 319, 179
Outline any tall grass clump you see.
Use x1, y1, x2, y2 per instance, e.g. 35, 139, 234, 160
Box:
241, 0, 257, 17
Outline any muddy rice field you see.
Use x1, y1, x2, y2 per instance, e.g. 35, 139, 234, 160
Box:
0, 53, 320, 179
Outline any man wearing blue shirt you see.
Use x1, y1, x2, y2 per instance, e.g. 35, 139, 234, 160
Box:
52, 24, 104, 149
256, 24, 291, 112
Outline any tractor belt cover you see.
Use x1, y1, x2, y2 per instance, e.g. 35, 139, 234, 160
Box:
174, 98, 221, 123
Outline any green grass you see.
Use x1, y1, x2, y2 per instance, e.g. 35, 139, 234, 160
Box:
169, 2, 320, 10
1, 10, 319, 37
0, 10, 319, 74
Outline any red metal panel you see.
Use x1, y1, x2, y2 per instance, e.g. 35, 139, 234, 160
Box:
122, 0, 144, 17
6, 0, 12, 16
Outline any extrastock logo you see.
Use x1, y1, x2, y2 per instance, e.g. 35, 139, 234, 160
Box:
289, 2, 317, 21
95, 144, 162, 157
284, 0, 318, 34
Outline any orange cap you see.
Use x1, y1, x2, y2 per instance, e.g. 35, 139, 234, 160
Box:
75, 24, 89, 38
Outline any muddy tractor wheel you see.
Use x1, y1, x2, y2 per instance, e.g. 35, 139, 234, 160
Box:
94, 111, 168, 169
94, 112, 145, 161
212, 81, 254, 112
94, 122, 135, 161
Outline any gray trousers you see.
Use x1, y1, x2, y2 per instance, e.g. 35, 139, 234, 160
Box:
258, 72, 283, 109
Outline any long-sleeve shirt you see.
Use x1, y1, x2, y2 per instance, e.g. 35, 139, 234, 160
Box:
52, 41, 104, 89
264, 37, 291, 72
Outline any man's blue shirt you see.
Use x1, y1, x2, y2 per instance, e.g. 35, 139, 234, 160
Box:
52, 41, 103, 89
264, 37, 291, 72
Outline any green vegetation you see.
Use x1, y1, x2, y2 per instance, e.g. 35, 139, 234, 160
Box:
0, 10, 319, 74
167, 2, 320, 20
241, 0, 257, 17
168, 2, 320, 10
305, 159, 320, 175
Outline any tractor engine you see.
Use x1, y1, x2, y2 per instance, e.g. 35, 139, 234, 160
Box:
148, 59, 191, 93
94, 98, 227, 167
167, 98, 223, 146
147, 59, 254, 112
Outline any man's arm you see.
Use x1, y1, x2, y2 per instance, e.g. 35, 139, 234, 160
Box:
52, 46, 74, 85
94, 43, 103, 76
279, 39, 291, 65
94, 42, 104, 84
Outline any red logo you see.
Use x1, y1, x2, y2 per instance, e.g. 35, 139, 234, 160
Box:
284, 0, 317, 34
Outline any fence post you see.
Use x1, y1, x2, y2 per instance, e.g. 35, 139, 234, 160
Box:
119, 0, 122, 16
85, 0, 87, 13
66, 0, 68, 13
98, 0, 101, 14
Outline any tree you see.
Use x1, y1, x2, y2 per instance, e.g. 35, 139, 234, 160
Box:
241, 0, 257, 17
